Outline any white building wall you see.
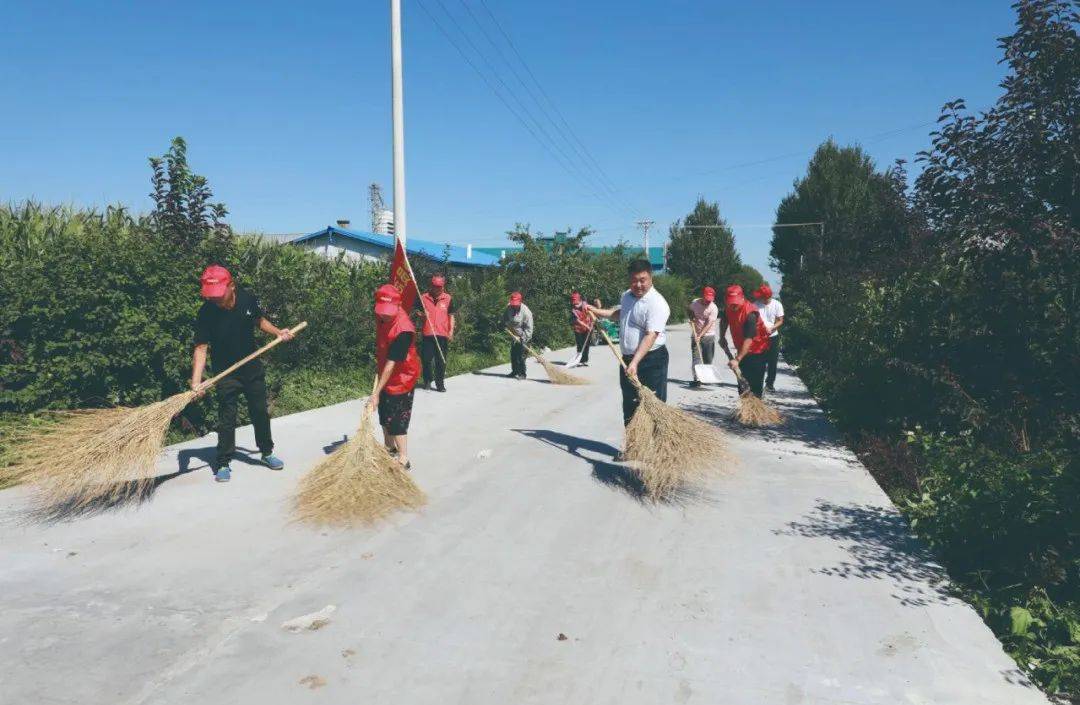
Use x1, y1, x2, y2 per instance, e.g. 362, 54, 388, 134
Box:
296, 235, 392, 262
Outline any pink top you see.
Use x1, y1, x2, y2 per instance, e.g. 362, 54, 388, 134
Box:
689, 298, 718, 338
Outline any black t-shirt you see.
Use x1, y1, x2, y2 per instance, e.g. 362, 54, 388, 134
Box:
194, 289, 264, 372
742, 311, 761, 340
387, 332, 413, 362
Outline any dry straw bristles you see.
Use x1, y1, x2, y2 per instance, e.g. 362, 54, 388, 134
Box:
532, 350, 589, 385
7, 390, 199, 511
734, 393, 784, 427
624, 385, 731, 501
293, 412, 425, 527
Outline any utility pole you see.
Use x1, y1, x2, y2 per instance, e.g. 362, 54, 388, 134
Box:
636, 219, 654, 257
390, 0, 407, 244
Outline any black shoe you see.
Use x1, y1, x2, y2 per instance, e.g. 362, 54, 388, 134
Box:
420, 381, 432, 391
689, 380, 702, 388
436, 384, 446, 393
766, 384, 776, 392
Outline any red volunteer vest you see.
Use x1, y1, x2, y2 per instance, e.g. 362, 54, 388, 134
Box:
377, 309, 421, 394
727, 301, 771, 355
571, 303, 591, 333
420, 291, 453, 337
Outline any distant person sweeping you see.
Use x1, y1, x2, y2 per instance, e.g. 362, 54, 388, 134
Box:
191, 265, 293, 483
569, 292, 592, 366
415, 273, 455, 392
753, 283, 784, 392
686, 286, 718, 387
718, 284, 771, 398
367, 284, 421, 469
588, 259, 671, 430
503, 291, 533, 380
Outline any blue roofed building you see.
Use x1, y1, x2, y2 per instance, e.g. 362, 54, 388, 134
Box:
290, 225, 500, 269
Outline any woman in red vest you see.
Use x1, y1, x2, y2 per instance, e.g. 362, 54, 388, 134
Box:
367, 284, 422, 469
415, 273, 455, 392
569, 292, 592, 365
718, 284, 772, 398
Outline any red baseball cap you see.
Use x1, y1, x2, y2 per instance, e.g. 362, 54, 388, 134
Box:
509, 292, 523, 306
200, 265, 232, 298
755, 283, 773, 300
725, 284, 745, 306
570, 292, 582, 303
431, 274, 446, 287
702, 286, 716, 302
374, 283, 402, 316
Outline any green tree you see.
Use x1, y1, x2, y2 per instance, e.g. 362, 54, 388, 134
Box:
729, 264, 766, 294
149, 137, 228, 251
666, 198, 742, 290
770, 140, 914, 312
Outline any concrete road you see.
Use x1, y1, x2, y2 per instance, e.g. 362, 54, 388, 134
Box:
0, 325, 1047, 704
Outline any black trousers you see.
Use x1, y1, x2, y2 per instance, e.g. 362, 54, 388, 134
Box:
739, 351, 768, 399
421, 335, 448, 386
215, 363, 273, 468
619, 346, 669, 426
574, 331, 591, 363
510, 340, 528, 376
765, 334, 780, 387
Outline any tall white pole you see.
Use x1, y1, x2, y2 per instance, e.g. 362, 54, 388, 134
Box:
391, 0, 407, 244
636, 219, 654, 258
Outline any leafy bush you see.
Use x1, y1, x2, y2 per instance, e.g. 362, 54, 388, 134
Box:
769, 1, 1080, 698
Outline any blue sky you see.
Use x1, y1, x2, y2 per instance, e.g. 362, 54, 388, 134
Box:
1, 1, 1016, 283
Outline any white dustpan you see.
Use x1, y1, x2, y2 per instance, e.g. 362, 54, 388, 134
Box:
693, 363, 721, 384
565, 350, 583, 368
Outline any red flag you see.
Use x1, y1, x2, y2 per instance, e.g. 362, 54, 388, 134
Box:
390, 238, 417, 311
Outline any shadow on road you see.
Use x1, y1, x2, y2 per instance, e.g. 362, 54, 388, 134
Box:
776, 500, 955, 607
14, 472, 181, 524
682, 393, 851, 458
471, 371, 552, 385
11, 446, 266, 525
512, 429, 647, 501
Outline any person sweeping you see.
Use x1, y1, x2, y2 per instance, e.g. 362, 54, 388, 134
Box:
686, 286, 718, 387
191, 265, 293, 483
588, 259, 671, 433
753, 283, 784, 392
502, 291, 533, 380
415, 273, 455, 392
569, 292, 592, 366
367, 284, 421, 470
718, 284, 771, 398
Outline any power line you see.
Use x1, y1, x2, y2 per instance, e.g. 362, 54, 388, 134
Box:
417, 0, 634, 220
470, 0, 641, 217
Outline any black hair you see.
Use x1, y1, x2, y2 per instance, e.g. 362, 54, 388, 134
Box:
627, 259, 652, 275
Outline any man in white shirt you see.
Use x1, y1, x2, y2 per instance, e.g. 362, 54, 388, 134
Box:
686, 286, 718, 388
753, 283, 784, 392
588, 259, 671, 427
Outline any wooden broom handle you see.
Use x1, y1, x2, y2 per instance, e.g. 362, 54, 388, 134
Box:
506, 329, 543, 360
586, 310, 643, 390
197, 321, 308, 391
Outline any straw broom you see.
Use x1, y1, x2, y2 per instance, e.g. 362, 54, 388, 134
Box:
6, 322, 309, 510
589, 312, 729, 500
292, 379, 425, 527
729, 362, 784, 427
506, 329, 589, 385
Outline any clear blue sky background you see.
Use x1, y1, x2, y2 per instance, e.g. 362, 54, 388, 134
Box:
1, 1, 1017, 285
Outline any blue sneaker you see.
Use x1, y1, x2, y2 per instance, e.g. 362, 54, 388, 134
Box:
214, 466, 232, 483
261, 454, 285, 471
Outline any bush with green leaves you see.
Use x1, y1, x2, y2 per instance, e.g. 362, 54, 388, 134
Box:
768, 2, 1080, 698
